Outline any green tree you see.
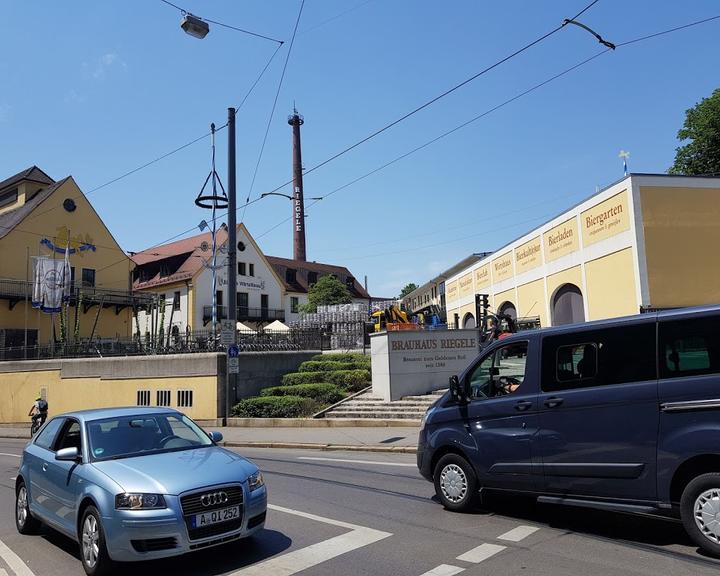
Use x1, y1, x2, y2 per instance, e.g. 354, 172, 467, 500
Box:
669, 88, 720, 175
399, 283, 418, 299
300, 275, 352, 313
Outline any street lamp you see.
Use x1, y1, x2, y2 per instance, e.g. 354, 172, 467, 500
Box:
181, 13, 210, 39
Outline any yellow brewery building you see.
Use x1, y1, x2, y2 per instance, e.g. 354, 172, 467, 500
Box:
445, 174, 720, 328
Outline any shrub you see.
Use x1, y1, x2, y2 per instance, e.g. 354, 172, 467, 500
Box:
298, 360, 357, 373
261, 383, 345, 405
282, 369, 371, 392
311, 353, 370, 364
231, 396, 317, 418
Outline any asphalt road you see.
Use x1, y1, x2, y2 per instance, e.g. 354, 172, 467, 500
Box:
1, 438, 719, 576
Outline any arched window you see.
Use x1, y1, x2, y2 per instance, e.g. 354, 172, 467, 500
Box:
552, 283, 585, 326
498, 301, 517, 321
462, 313, 476, 329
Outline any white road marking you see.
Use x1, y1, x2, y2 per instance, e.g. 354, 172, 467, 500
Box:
298, 457, 416, 468
229, 504, 392, 576
0, 538, 36, 576
498, 525, 539, 542
419, 564, 465, 576
0, 454, 21, 458
456, 543, 506, 563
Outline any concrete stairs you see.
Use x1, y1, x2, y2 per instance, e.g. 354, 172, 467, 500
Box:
321, 389, 446, 422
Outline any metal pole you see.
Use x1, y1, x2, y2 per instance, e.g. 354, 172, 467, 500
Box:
226, 107, 238, 423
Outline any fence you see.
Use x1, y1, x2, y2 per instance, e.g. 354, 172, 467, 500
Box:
0, 327, 327, 361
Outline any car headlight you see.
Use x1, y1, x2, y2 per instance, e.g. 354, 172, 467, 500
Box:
420, 406, 436, 431
115, 493, 166, 510
248, 471, 265, 492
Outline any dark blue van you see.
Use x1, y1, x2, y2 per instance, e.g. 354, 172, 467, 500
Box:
417, 305, 720, 556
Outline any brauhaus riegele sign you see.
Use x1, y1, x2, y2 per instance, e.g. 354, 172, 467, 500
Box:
371, 330, 479, 401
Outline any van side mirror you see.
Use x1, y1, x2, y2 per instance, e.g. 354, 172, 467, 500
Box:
449, 375, 470, 404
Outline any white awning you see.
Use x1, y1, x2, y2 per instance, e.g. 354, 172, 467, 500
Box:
236, 322, 257, 334
265, 319, 290, 332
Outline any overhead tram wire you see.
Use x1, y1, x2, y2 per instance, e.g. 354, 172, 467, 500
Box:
91, 12, 719, 279
16, 45, 285, 231
158, 0, 283, 44
240, 0, 306, 224
15, 0, 597, 231
256, 0, 604, 199
254, 12, 720, 242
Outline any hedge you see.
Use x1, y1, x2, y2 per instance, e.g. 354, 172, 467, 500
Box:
232, 396, 317, 418
311, 353, 370, 364
298, 360, 357, 373
261, 383, 345, 405
282, 369, 371, 391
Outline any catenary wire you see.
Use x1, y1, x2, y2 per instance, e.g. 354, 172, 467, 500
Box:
257, 0, 603, 198
158, 0, 283, 44
74, 12, 720, 280
240, 0, 306, 223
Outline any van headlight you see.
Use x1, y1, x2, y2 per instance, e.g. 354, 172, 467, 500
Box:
420, 407, 436, 431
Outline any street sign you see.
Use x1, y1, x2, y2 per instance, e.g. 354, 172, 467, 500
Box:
228, 357, 239, 374
221, 320, 235, 345
228, 344, 239, 358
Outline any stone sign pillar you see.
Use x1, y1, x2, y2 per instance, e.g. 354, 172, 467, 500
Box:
370, 330, 480, 402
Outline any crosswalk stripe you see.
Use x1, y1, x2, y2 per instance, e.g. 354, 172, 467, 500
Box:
498, 525, 539, 542
0, 538, 36, 576
456, 543, 506, 563
419, 564, 465, 576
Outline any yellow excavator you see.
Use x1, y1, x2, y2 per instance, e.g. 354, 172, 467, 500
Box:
371, 306, 416, 332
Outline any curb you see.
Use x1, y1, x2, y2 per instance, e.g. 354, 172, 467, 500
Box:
227, 418, 420, 428
223, 441, 417, 454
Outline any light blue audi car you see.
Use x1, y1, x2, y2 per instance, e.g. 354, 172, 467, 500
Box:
15, 407, 267, 576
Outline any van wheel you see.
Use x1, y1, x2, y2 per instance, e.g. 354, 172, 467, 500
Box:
681, 473, 720, 557
434, 453, 478, 512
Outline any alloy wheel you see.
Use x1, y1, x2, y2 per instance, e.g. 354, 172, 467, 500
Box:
82, 514, 100, 569
16, 486, 28, 528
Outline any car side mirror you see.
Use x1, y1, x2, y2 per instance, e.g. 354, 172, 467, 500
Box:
449, 375, 470, 404
208, 431, 223, 443
55, 447, 80, 462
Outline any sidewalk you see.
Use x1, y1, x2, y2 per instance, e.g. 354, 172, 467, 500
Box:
0, 425, 420, 454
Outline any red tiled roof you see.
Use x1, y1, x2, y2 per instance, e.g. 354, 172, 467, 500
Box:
266, 255, 370, 299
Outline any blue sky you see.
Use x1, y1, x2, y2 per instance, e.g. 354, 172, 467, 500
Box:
2, 1, 719, 297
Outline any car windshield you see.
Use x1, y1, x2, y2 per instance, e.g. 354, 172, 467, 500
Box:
87, 413, 213, 461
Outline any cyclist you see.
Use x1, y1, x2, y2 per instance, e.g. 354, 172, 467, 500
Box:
29, 395, 48, 433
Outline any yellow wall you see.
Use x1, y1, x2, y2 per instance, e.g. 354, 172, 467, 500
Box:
517, 278, 547, 327
585, 248, 637, 320
0, 369, 217, 422
494, 288, 515, 309
580, 190, 630, 247
641, 186, 720, 308
0, 177, 135, 343
546, 266, 583, 304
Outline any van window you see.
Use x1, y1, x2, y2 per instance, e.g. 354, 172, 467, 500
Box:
659, 317, 719, 379
542, 323, 656, 391
467, 341, 528, 399
557, 343, 598, 382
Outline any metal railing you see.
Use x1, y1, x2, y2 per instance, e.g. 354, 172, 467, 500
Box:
0, 327, 326, 361
0, 278, 153, 308
202, 305, 285, 324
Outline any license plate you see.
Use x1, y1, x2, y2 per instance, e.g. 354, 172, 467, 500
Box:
190, 505, 241, 529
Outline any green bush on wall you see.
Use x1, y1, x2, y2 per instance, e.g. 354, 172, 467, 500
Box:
281, 369, 371, 392
232, 396, 317, 418
261, 383, 345, 405
298, 360, 358, 373
310, 353, 370, 365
